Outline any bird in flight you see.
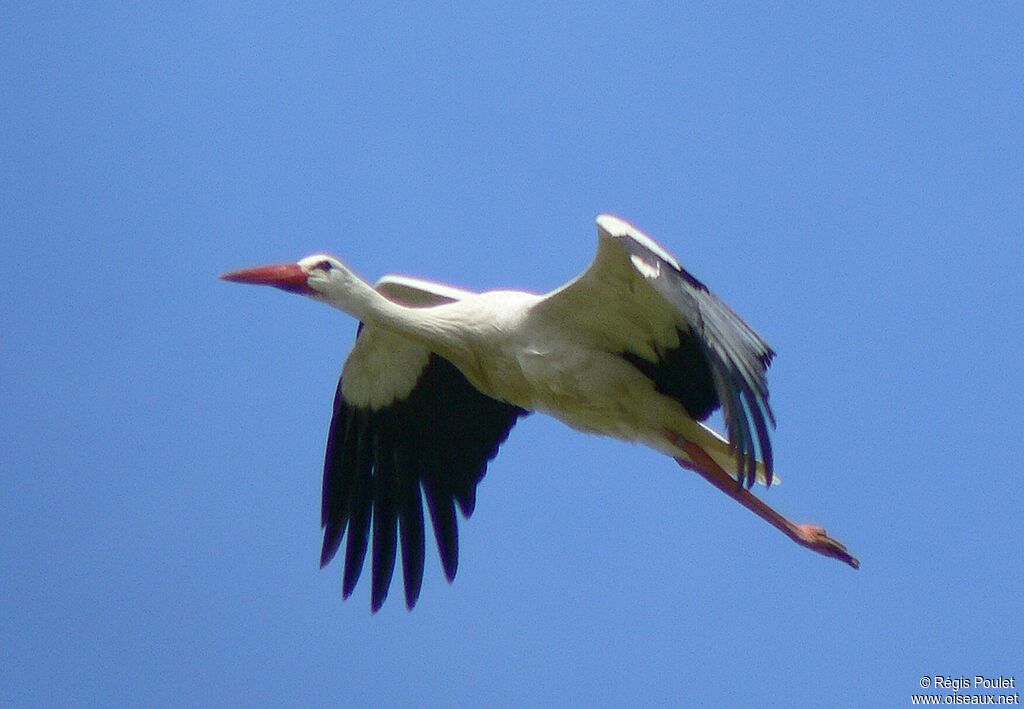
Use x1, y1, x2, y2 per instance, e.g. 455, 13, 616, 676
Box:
222, 214, 858, 611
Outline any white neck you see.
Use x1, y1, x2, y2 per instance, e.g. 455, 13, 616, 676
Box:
315, 268, 466, 362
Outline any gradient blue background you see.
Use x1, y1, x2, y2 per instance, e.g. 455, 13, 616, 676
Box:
3, 4, 1021, 707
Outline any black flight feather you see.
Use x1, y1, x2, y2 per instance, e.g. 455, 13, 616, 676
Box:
321, 345, 525, 611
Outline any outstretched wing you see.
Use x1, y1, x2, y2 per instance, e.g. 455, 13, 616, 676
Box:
541, 214, 775, 488
320, 276, 526, 612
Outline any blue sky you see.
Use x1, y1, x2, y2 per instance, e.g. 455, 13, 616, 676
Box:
3, 3, 1021, 707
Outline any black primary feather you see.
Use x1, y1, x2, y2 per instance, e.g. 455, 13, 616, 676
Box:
321, 347, 525, 611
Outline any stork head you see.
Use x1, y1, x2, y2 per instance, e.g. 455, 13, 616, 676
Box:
220, 254, 362, 300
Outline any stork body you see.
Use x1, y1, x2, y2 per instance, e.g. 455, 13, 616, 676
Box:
383, 290, 691, 449
223, 214, 857, 611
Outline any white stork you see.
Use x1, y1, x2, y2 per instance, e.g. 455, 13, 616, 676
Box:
223, 214, 858, 611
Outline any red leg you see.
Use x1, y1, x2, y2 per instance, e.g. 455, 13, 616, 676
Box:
669, 433, 859, 569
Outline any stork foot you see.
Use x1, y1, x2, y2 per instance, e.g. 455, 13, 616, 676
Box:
668, 434, 860, 570
793, 524, 860, 569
